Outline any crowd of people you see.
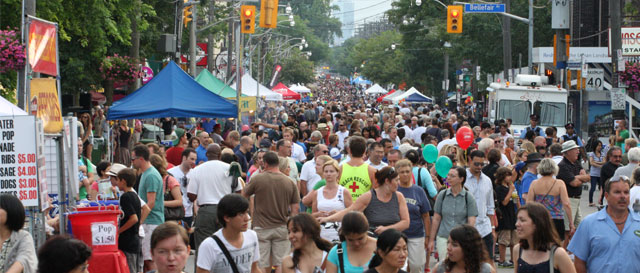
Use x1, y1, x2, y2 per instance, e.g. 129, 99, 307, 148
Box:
5, 78, 640, 273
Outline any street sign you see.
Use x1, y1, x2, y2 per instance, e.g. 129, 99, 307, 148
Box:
551, 0, 570, 29
611, 88, 625, 110
567, 61, 581, 70
585, 68, 604, 91
476, 66, 481, 81
464, 4, 505, 13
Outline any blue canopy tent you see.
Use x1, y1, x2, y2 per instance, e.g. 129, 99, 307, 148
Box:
107, 61, 238, 120
404, 92, 433, 103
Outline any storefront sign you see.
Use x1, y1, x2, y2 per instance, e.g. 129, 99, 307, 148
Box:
0, 116, 40, 207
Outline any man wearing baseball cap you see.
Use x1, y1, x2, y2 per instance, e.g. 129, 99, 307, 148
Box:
560, 122, 583, 147
165, 128, 187, 166
520, 114, 546, 139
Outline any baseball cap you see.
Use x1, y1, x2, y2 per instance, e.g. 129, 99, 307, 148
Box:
106, 163, 127, 177
172, 128, 186, 146
330, 147, 342, 160
529, 114, 539, 121
514, 161, 526, 173
259, 138, 272, 149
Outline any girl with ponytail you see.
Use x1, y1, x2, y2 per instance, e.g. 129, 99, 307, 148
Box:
282, 213, 333, 273
365, 229, 408, 273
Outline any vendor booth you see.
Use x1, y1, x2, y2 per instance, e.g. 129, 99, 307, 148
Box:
272, 83, 301, 100
290, 84, 311, 93
364, 84, 388, 95
107, 61, 238, 120
232, 74, 284, 101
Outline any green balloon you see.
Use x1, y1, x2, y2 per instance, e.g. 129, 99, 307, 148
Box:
435, 156, 453, 178
422, 144, 438, 163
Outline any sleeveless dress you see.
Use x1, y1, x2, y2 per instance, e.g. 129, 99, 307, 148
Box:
317, 185, 346, 242
290, 251, 328, 273
363, 189, 400, 232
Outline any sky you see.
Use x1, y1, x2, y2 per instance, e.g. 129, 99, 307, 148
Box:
352, 0, 393, 23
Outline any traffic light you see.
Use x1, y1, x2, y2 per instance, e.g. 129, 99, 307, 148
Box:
260, 0, 279, 28
241, 5, 256, 33
545, 69, 555, 85
447, 5, 463, 33
183, 5, 193, 27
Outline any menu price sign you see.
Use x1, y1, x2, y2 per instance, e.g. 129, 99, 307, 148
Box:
91, 222, 117, 246
0, 116, 39, 207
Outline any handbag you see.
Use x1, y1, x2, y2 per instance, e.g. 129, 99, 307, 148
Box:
163, 175, 185, 221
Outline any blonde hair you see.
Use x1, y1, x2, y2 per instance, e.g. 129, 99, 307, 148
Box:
395, 159, 412, 170
322, 160, 340, 174
521, 141, 536, 154
315, 155, 332, 165
439, 144, 454, 156
278, 156, 290, 173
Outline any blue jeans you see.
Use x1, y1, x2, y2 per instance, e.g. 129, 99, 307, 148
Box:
589, 176, 600, 203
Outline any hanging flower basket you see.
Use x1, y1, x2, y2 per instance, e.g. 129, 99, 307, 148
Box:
0, 28, 26, 73
99, 54, 143, 85
620, 61, 640, 93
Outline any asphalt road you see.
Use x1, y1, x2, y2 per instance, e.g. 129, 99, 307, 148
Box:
182, 186, 599, 273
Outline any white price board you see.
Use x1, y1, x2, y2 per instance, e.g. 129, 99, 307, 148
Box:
0, 115, 40, 207
91, 222, 117, 246
585, 69, 604, 91
611, 88, 626, 110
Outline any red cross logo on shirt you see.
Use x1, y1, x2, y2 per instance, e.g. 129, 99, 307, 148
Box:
349, 182, 359, 192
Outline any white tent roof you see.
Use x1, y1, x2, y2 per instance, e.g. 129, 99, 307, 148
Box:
391, 87, 430, 103
383, 90, 405, 101
232, 74, 283, 101
364, 84, 388, 94
0, 97, 27, 116
290, 84, 311, 93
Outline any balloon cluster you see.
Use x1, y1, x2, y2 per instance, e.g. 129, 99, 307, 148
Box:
464, 92, 473, 104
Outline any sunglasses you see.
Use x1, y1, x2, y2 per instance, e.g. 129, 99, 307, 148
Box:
473, 162, 486, 167
321, 150, 329, 154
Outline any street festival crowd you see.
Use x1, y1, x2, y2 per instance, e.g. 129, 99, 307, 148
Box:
4, 78, 640, 273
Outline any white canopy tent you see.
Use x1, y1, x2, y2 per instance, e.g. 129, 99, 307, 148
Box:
391, 87, 433, 103
0, 97, 28, 116
447, 93, 469, 101
232, 74, 283, 101
290, 84, 311, 93
383, 90, 405, 102
364, 84, 388, 95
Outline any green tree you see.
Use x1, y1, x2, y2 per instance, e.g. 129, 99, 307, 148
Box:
350, 31, 406, 86
280, 49, 314, 84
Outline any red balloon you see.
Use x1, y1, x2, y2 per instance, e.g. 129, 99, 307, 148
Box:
456, 126, 474, 150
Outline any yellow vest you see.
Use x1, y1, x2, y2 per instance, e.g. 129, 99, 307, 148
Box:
339, 163, 372, 201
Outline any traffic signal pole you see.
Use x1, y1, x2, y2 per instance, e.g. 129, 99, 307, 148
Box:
190, 3, 197, 77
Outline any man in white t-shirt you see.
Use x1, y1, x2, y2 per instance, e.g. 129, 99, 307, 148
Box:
283, 128, 306, 163
300, 144, 329, 196
187, 144, 243, 250
336, 123, 349, 150
365, 142, 388, 170
168, 148, 197, 229
196, 194, 260, 273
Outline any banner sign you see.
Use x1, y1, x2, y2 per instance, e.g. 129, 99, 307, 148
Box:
0, 115, 40, 207
608, 27, 640, 56
30, 78, 63, 133
227, 97, 257, 112
28, 19, 58, 76
269, 64, 282, 88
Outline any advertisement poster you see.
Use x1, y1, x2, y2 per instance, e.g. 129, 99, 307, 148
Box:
588, 101, 614, 137
30, 78, 62, 133
28, 19, 58, 76
0, 116, 40, 207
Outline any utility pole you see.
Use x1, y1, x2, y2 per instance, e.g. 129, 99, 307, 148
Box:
235, 22, 242, 129
528, 0, 534, 73
443, 52, 449, 106
226, 18, 234, 83
610, 0, 622, 89
176, 1, 185, 63
207, 0, 216, 72
189, 3, 197, 77
501, 0, 512, 82
17, 0, 36, 110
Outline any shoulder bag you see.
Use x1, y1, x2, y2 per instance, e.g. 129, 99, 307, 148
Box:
164, 175, 185, 221
212, 235, 240, 273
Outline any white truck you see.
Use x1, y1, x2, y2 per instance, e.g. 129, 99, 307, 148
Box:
486, 75, 569, 138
